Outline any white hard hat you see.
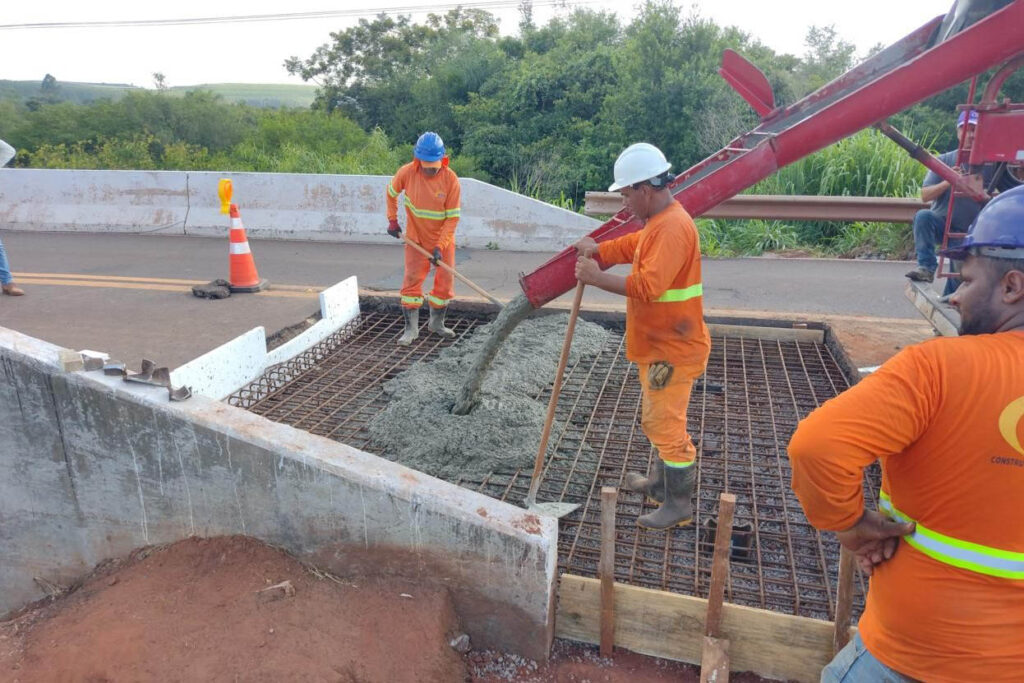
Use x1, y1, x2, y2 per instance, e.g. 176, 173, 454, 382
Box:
608, 142, 672, 192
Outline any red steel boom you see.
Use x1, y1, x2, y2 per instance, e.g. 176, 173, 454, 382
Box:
519, 0, 1024, 308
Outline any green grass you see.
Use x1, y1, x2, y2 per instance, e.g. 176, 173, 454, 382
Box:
170, 83, 316, 108
0, 80, 315, 109
697, 129, 924, 259
0, 80, 139, 104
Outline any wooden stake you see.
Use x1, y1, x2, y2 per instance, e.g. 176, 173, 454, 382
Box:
599, 486, 618, 657
701, 492, 736, 683
833, 546, 856, 655
705, 493, 737, 638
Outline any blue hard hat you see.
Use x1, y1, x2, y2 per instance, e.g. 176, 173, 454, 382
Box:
957, 109, 979, 128
414, 132, 445, 162
941, 184, 1024, 260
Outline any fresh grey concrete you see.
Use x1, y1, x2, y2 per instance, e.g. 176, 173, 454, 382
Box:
0, 169, 598, 251
0, 325, 558, 660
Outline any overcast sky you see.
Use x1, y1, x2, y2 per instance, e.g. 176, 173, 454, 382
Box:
0, 0, 954, 88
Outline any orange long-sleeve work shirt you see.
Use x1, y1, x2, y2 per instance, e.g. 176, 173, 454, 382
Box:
789, 332, 1024, 682
386, 161, 461, 250
597, 201, 710, 375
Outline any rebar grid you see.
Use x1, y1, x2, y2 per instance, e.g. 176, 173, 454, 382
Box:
231, 309, 876, 622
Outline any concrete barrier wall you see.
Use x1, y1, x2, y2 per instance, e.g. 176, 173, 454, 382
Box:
0, 169, 599, 252
0, 326, 557, 660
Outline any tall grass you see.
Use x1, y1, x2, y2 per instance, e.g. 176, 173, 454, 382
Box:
702, 129, 926, 257
754, 129, 926, 198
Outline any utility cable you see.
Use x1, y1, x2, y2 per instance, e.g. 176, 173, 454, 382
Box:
0, 0, 593, 30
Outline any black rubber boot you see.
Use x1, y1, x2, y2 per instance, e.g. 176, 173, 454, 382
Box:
637, 464, 695, 530
397, 308, 420, 346
624, 459, 665, 504
427, 306, 455, 339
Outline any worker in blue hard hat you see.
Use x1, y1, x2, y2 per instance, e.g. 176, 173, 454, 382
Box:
792, 184, 1024, 681
385, 131, 462, 345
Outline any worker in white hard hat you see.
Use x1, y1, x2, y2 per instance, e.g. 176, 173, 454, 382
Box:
573, 142, 710, 529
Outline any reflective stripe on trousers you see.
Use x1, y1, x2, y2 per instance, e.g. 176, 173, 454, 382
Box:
655, 283, 702, 303
879, 491, 1024, 579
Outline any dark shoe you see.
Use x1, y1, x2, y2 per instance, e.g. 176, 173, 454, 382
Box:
397, 308, 420, 345
2, 283, 24, 296
624, 459, 665, 504
427, 306, 455, 339
637, 463, 696, 530
905, 266, 935, 283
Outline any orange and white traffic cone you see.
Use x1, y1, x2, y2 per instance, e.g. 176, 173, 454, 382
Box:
228, 203, 268, 293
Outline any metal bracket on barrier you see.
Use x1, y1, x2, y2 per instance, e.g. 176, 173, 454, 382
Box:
97, 358, 192, 401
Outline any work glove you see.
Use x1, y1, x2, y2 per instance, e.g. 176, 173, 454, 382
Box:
431, 246, 442, 266
387, 219, 401, 239
647, 361, 674, 390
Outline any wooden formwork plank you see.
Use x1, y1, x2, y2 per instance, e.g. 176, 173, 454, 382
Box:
557, 575, 842, 683
706, 323, 824, 343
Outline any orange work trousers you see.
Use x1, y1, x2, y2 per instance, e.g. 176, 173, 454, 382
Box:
400, 242, 455, 309
637, 362, 697, 465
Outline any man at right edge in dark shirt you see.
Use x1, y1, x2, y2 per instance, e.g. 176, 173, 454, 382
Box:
905, 110, 1018, 299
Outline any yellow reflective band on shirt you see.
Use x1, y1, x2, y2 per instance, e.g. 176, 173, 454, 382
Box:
445, 208, 461, 218
655, 283, 703, 303
879, 491, 1024, 580
403, 197, 447, 221
387, 182, 399, 198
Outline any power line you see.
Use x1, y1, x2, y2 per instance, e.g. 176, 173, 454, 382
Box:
0, 0, 590, 30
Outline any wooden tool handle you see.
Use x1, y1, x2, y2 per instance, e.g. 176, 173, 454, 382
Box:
525, 281, 585, 502
401, 234, 502, 307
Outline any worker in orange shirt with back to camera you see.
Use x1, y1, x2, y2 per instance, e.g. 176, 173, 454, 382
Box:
574, 142, 711, 529
789, 184, 1024, 681
385, 131, 462, 345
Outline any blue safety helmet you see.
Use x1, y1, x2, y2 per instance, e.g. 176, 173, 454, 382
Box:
941, 184, 1024, 261
414, 132, 446, 162
957, 109, 979, 128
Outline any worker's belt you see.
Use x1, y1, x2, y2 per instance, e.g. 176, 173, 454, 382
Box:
655, 283, 703, 303
879, 491, 1024, 580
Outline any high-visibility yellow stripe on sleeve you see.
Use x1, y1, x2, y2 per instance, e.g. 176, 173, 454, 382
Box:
387, 182, 399, 198
655, 283, 703, 303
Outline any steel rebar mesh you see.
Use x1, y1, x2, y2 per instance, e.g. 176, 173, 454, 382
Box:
230, 308, 877, 623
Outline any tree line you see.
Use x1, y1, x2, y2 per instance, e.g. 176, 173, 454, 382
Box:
1, 1, 1020, 256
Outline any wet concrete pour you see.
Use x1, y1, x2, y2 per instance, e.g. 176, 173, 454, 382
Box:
231, 303, 879, 624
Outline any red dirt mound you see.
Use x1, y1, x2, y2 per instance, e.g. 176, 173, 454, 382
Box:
0, 536, 466, 682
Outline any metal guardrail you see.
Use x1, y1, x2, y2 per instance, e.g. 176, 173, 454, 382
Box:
583, 193, 928, 223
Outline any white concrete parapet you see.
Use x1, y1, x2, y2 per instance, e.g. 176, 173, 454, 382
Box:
0, 169, 600, 252
170, 276, 361, 399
